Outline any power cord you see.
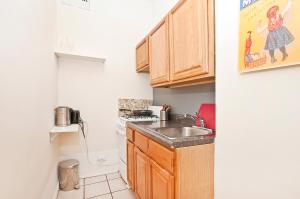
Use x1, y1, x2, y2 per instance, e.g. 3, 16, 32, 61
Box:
79, 118, 111, 166
78, 118, 94, 164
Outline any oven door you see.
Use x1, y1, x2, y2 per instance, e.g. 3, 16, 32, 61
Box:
119, 159, 128, 184
116, 123, 127, 163
116, 119, 128, 183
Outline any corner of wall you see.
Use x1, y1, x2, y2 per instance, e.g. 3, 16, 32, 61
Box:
40, 161, 59, 199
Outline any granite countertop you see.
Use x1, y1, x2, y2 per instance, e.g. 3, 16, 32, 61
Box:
127, 120, 215, 148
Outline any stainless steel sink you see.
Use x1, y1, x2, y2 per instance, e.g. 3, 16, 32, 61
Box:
153, 127, 212, 139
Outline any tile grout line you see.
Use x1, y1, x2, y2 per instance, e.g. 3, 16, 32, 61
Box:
108, 177, 121, 181
84, 179, 108, 186
105, 174, 114, 199
84, 174, 106, 179
83, 178, 86, 199
84, 185, 128, 199
119, 175, 126, 184
84, 177, 112, 199
58, 173, 129, 199
111, 188, 128, 194
87, 193, 113, 199
107, 177, 122, 182
84, 172, 118, 180
84, 173, 119, 185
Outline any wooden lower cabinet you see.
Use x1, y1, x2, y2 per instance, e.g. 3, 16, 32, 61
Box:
149, 159, 174, 199
175, 144, 215, 199
134, 147, 149, 199
127, 128, 214, 199
133, 146, 174, 199
127, 141, 135, 190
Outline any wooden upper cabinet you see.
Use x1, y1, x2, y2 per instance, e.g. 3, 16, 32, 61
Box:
149, 17, 170, 86
136, 37, 149, 72
127, 140, 135, 190
149, 159, 174, 199
134, 147, 149, 199
169, 0, 212, 82
135, 0, 215, 87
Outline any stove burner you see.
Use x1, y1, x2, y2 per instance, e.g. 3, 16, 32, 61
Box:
124, 114, 159, 119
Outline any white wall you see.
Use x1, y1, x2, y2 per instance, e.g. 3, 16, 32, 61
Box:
0, 0, 59, 199
56, 0, 154, 155
215, 0, 300, 198
153, 84, 215, 114
151, 0, 178, 24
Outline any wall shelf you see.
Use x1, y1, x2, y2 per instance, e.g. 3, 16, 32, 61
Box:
49, 124, 80, 142
55, 51, 106, 63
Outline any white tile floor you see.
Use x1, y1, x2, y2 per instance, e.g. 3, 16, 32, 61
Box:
57, 172, 135, 199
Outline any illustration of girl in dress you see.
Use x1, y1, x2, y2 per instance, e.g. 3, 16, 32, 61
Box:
257, 0, 294, 64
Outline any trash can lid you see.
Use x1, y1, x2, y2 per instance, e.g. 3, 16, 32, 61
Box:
59, 159, 79, 169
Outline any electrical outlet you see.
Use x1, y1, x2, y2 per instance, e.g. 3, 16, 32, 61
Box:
60, 0, 90, 10
77, 0, 90, 10
61, 0, 76, 6
97, 158, 106, 165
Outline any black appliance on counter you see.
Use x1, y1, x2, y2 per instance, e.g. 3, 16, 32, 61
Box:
70, 109, 81, 124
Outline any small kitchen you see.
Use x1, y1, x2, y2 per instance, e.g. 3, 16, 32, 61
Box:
55, 0, 216, 198
2, 0, 300, 199
120, 0, 215, 198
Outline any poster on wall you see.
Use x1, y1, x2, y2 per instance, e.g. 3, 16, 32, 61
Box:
239, 0, 300, 73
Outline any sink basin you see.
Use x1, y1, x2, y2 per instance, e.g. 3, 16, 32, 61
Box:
154, 127, 212, 139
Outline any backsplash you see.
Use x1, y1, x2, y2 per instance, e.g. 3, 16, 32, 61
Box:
118, 98, 153, 116
153, 84, 215, 114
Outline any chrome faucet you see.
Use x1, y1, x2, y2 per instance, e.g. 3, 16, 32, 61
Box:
176, 113, 206, 128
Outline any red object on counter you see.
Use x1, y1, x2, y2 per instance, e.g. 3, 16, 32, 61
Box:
195, 104, 216, 130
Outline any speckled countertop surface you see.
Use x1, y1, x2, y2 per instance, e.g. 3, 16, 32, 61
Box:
127, 120, 215, 148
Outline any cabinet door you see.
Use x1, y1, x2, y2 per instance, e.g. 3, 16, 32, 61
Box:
134, 147, 149, 199
149, 17, 170, 86
127, 140, 135, 190
169, 0, 209, 82
149, 159, 174, 199
136, 37, 149, 72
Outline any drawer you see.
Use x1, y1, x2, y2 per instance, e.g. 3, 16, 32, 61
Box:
148, 139, 174, 173
126, 128, 134, 142
134, 131, 148, 153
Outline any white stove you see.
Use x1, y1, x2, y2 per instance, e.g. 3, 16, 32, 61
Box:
116, 107, 161, 184
120, 115, 159, 122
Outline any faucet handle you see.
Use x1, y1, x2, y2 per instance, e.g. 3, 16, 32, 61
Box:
200, 118, 205, 128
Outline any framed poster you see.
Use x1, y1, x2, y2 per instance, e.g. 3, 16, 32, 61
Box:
239, 0, 300, 72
